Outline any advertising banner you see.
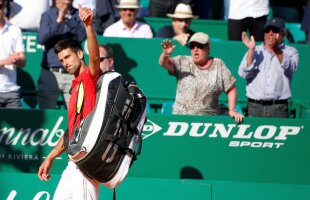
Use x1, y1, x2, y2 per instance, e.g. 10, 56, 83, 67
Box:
1, 109, 310, 184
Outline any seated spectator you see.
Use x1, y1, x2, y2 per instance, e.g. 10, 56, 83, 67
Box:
156, 3, 197, 46
158, 32, 244, 123
99, 45, 115, 72
103, 0, 153, 38
0, 0, 26, 108
9, 0, 50, 32
238, 17, 299, 118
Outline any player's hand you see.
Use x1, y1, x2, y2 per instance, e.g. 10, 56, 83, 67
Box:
78, 4, 93, 26
38, 157, 53, 181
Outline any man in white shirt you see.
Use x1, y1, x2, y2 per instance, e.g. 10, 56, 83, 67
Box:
103, 0, 153, 38
0, 0, 26, 108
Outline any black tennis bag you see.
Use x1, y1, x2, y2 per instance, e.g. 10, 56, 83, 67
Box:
64, 71, 147, 188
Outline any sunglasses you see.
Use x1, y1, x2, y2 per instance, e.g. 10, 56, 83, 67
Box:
121, 8, 135, 12
189, 43, 206, 50
264, 26, 280, 34
100, 56, 110, 62
0, 4, 3, 9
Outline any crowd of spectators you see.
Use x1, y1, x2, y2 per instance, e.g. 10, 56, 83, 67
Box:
3, 0, 310, 41
0, 0, 307, 120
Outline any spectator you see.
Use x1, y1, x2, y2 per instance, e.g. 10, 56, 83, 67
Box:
228, 0, 269, 41
103, 0, 153, 38
238, 17, 299, 118
301, 0, 310, 44
156, 3, 198, 46
99, 44, 115, 72
37, 0, 86, 109
0, 0, 26, 108
38, 5, 102, 199
9, 0, 50, 32
159, 32, 244, 123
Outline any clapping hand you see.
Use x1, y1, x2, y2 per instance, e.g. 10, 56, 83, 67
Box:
241, 32, 255, 50
56, 0, 71, 22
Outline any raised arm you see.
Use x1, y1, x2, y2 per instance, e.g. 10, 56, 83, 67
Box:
241, 32, 256, 66
78, 5, 101, 76
159, 39, 176, 74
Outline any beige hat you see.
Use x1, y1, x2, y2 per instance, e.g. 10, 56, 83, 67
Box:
167, 3, 198, 19
188, 32, 210, 44
115, 0, 140, 9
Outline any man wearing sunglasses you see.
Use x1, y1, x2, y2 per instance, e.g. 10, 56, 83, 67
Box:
159, 32, 244, 123
238, 17, 299, 118
103, 0, 153, 38
99, 44, 115, 72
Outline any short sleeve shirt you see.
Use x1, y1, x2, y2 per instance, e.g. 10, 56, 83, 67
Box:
171, 56, 236, 115
68, 68, 100, 139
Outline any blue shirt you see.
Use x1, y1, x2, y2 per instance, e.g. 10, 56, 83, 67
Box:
238, 43, 299, 100
38, 7, 86, 68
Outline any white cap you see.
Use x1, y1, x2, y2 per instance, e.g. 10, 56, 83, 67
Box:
188, 32, 210, 44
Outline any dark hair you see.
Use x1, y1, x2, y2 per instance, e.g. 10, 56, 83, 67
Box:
99, 44, 114, 58
54, 38, 83, 54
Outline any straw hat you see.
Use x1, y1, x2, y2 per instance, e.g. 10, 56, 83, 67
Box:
115, 0, 140, 9
167, 3, 198, 19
